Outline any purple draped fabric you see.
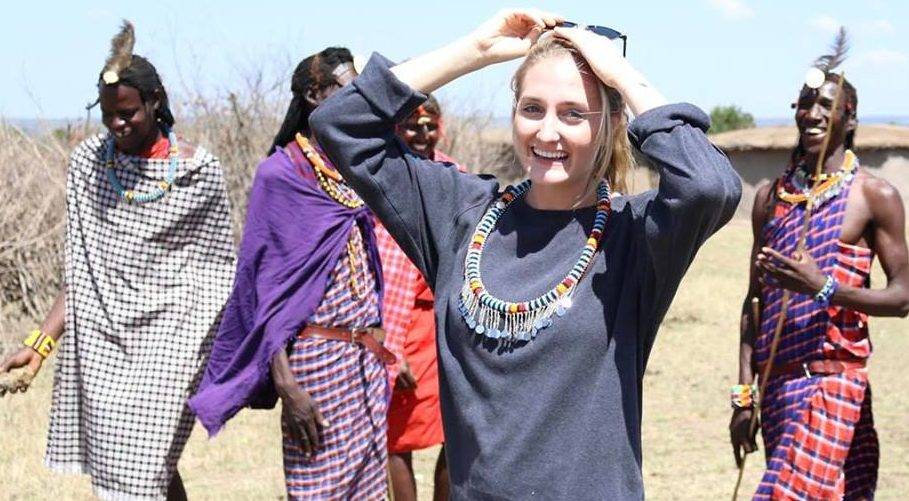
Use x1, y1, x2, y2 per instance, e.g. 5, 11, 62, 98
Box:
189, 141, 383, 436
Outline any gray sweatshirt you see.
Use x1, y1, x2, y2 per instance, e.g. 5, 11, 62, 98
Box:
311, 53, 742, 500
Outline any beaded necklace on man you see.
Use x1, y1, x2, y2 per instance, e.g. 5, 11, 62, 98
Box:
105, 125, 179, 204
459, 180, 611, 342
777, 149, 856, 206
295, 133, 369, 298
295, 133, 364, 209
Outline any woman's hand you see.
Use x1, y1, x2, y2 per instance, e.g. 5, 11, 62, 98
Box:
729, 407, 758, 468
552, 26, 667, 116
468, 9, 563, 65
0, 348, 43, 397
279, 384, 329, 457
756, 247, 828, 296
390, 9, 561, 95
551, 27, 631, 88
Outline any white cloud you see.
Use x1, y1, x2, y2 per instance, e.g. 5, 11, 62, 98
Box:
707, 0, 755, 20
860, 19, 895, 35
808, 14, 841, 34
862, 49, 909, 66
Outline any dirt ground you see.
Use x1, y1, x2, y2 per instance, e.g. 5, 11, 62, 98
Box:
1, 220, 906, 499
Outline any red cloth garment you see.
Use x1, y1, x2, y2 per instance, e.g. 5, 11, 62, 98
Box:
386, 278, 444, 452
141, 133, 170, 159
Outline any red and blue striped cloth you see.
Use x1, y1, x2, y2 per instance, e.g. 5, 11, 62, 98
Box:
755, 156, 879, 500
284, 221, 388, 500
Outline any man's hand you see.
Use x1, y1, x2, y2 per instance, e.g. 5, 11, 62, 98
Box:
395, 360, 418, 391
0, 348, 43, 397
729, 407, 759, 468
756, 246, 828, 295
279, 384, 329, 458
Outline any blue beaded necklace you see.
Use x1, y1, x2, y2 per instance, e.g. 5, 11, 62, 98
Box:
459, 180, 611, 342
105, 126, 179, 204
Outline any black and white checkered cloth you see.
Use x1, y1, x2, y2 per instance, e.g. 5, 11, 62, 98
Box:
46, 133, 236, 500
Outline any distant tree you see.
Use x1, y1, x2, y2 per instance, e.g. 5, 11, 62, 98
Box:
709, 105, 755, 134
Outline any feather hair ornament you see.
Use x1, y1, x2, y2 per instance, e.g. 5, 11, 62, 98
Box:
101, 20, 136, 85
805, 27, 849, 89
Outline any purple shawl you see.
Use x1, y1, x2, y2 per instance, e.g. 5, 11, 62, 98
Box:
189, 141, 383, 436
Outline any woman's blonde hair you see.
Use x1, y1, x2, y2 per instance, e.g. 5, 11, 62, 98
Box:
511, 36, 635, 199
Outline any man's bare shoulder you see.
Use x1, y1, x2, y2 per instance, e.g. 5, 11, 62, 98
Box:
751, 180, 775, 228
753, 179, 774, 202
857, 170, 902, 209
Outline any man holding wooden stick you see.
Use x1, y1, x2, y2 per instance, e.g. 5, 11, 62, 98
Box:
730, 28, 909, 500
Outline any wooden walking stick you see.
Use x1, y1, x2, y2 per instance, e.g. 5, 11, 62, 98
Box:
731, 71, 846, 501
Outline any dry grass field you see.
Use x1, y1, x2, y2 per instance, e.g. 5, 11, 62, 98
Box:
1, 220, 907, 499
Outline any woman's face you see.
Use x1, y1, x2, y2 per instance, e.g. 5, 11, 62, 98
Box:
513, 54, 602, 190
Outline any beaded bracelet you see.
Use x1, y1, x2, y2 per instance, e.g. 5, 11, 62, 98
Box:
730, 384, 758, 409
23, 329, 55, 358
814, 274, 839, 307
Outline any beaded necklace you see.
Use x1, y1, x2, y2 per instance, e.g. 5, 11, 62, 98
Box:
777, 150, 856, 205
295, 133, 364, 209
294, 133, 369, 297
105, 126, 179, 204
459, 180, 611, 342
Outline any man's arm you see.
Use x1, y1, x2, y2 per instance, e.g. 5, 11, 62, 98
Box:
832, 177, 909, 316
730, 182, 772, 466
738, 185, 771, 385
756, 176, 909, 317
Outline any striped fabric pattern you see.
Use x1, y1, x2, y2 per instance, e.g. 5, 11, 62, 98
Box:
755, 159, 879, 500
755, 177, 851, 367
755, 373, 877, 500
283, 222, 388, 500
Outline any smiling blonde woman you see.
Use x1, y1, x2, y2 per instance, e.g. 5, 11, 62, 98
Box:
310, 9, 742, 499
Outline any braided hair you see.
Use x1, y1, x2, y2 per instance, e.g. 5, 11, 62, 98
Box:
269, 47, 354, 155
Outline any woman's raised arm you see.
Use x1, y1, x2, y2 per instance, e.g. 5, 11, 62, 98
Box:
310, 10, 561, 284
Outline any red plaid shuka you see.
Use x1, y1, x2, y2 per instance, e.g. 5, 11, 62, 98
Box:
375, 221, 419, 386
755, 153, 879, 500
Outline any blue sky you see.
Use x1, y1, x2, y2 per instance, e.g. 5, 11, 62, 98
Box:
2, 1, 907, 123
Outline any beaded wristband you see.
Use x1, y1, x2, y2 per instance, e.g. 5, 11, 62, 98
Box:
730, 384, 758, 409
23, 329, 55, 358
814, 274, 839, 307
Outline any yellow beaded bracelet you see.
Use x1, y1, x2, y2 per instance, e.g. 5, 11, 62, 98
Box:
23, 329, 56, 358
730, 383, 758, 409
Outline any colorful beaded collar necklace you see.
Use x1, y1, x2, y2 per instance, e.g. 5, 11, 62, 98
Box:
778, 149, 856, 205
295, 133, 368, 297
105, 126, 179, 204
295, 133, 364, 209
459, 180, 611, 342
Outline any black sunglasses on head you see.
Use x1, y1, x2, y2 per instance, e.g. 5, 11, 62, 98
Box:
557, 21, 627, 57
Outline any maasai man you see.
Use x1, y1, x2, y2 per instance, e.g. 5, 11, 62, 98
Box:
0, 21, 236, 500
190, 47, 395, 500
730, 29, 909, 500
382, 95, 455, 501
